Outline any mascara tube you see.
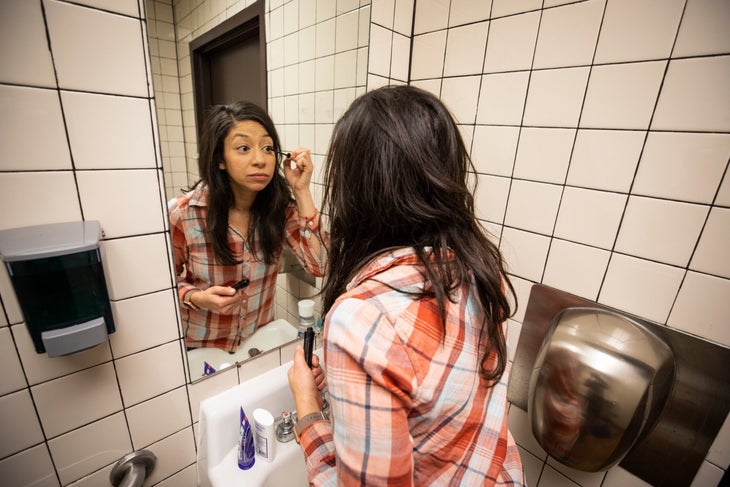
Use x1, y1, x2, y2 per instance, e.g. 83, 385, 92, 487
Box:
303, 326, 315, 368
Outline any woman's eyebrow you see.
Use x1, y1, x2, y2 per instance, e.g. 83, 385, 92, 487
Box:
230, 132, 273, 141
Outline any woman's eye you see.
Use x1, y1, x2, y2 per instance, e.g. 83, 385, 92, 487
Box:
263, 146, 276, 154
236, 145, 250, 153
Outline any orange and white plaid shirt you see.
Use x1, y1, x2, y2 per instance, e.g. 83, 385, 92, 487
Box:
169, 185, 327, 351
299, 247, 525, 486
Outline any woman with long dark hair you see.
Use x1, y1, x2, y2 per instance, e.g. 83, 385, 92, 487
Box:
288, 86, 524, 485
170, 101, 326, 352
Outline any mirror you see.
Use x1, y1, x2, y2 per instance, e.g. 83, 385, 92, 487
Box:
144, 0, 371, 382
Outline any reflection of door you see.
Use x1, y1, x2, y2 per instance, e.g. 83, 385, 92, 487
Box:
190, 0, 267, 142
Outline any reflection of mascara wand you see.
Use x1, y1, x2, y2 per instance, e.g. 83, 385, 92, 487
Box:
277, 150, 299, 170
303, 326, 315, 369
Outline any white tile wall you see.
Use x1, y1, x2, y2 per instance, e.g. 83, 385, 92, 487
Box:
1, 1, 729, 486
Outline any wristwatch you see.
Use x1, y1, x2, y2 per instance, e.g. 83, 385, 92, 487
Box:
293, 411, 328, 443
183, 289, 200, 310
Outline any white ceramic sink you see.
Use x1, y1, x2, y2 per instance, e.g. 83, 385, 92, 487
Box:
188, 319, 298, 381
197, 358, 309, 487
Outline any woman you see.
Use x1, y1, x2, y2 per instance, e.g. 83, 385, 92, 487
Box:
169, 101, 327, 351
288, 86, 525, 485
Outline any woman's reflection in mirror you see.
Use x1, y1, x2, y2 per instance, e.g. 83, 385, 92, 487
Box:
169, 101, 327, 353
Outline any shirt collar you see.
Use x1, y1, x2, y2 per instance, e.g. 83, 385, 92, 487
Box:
346, 247, 422, 291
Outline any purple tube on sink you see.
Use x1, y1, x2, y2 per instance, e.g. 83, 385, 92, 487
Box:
237, 406, 255, 470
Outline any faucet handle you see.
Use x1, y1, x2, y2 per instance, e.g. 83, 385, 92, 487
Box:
276, 410, 296, 443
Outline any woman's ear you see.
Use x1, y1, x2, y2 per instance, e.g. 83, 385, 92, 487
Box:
218, 160, 226, 170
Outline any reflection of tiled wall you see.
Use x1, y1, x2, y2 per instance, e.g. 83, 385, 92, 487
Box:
399, 1, 728, 486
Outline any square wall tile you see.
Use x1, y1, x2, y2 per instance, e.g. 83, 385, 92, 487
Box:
441, 76, 481, 124
504, 180, 562, 235
316, 0, 336, 22
44, 0, 148, 96
142, 427, 196, 486
368, 24, 392, 77
602, 466, 652, 487
615, 196, 708, 267
413, 0, 449, 34
669, 272, 730, 348
0, 445, 57, 487
411, 31, 447, 80
449, 0, 491, 27
491, 0, 542, 17
0, 389, 45, 458
315, 17, 336, 58
361, 5, 374, 43
77, 169, 165, 238
523, 67, 590, 128
334, 50, 358, 88
48, 413, 131, 485
283, 33, 299, 66
652, 56, 730, 132
706, 411, 730, 469
315, 55, 335, 91
691, 208, 730, 279
61, 91, 156, 169
187, 366, 239, 422
543, 239, 611, 301
580, 61, 666, 130
283, 0, 299, 35
0, 0, 56, 87
533, 0, 604, 69
109, 289, 179, 358
100, 233, 172, 300
0, 172, 82, 231
13, 322, 112, 386
690, 462, 724, 487
499, 227, 550, 282
0, 327, 26, 395
299, 26, 316, 61
674, 0, 730, 57
633, 132, 730, 204
127, 386, 190, 449
32, 362, 122, 438
547, 456, 606, 487
475, 174, 510, 224
483, 12, 540, 73
0, 85, 71, 171
390, 32, 410, 82
509, 276, 536, 323
371, 0, 394, 29
115, 341, 185, 407
599, 253, 684, 324
554, 187, 627, 249
444, 22, 489, 76
594, 0, 684, 63
476, 71, 530, 125
518, 447, 544, 487
539, 465, 582, 487
506, 404, 547, 460
513, 127, 575, 184
300, 0, 317, 28
567, 129, 644, 193
335, 8, 359, 52
471, 125, 519, 177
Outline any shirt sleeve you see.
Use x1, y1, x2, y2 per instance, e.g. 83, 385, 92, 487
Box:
283, 206, 328, 277
169, 198, 199, 304
299, 297, 417, 486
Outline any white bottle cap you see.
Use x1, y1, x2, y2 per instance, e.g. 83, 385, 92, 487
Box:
298, 299, 315, 318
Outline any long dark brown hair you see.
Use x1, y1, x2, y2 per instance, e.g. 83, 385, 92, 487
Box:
192, 101, 292, 265
321, 86, 514, 382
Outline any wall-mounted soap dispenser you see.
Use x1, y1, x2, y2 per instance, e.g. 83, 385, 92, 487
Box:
0, 221, 115, 357
528, 307, 675, 472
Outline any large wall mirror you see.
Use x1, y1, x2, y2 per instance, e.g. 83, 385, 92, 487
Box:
145, 0, 372, 382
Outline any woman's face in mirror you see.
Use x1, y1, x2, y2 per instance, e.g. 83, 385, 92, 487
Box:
217, 120, 278, 195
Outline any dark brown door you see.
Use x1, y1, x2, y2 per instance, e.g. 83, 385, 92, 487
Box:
190, 0, 267, 142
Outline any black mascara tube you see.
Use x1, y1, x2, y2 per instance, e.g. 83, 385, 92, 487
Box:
303, 326, 315, 369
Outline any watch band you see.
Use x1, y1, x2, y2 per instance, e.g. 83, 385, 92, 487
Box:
294, 411, 328, 442
183, 289, 200, 310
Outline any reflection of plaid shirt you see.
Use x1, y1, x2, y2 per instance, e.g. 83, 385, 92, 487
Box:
299, 248, 525, 486
169, 185, 327, 351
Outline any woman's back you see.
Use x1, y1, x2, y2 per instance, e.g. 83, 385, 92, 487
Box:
323, 248, 524, 485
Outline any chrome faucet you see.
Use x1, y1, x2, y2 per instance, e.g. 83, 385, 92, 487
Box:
276, 410, 296, 443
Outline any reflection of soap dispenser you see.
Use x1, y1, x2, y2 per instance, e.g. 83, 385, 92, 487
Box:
297, 299, 315, 338
528, 307, 675, 472
0, 221, 115, 357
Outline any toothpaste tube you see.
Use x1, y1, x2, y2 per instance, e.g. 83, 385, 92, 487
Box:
237, 406, 256, 470
203, 361, 216, 376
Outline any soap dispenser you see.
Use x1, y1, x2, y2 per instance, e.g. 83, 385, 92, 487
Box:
528, 307, 675, 472
0, 221, 115, 357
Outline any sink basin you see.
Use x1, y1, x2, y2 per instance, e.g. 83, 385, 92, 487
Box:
188, 319, 298, 381
197, 357, 310, 487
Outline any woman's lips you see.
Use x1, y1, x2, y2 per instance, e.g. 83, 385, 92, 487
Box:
249, 174, 269, 181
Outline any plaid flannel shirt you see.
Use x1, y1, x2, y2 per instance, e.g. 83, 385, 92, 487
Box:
299, 247, 525, 486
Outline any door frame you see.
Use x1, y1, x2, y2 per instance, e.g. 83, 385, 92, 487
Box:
189, 0, 267, 143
